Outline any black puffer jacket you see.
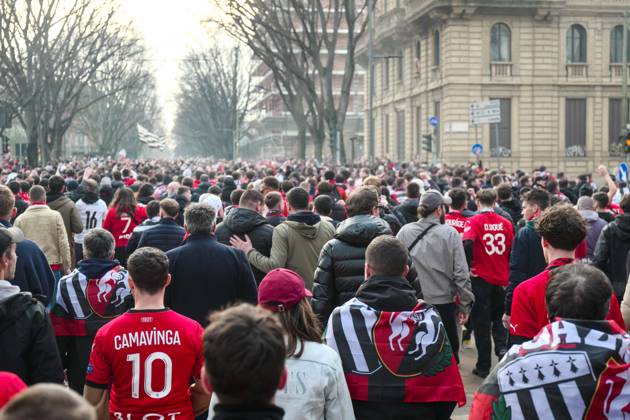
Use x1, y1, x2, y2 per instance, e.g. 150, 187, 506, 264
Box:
593, 214, 630, 299
0, 289, 64, 385
216, 207, 273, 284
312, 215, 420, 325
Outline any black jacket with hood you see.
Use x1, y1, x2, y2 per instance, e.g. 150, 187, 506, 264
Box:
312, 215, 420, 325
593, 214, 630, 299
216, 207, 273, 284
350, 275, 455, 420
0, 281, 64, 385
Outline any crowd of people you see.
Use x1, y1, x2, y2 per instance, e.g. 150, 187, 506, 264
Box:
0, 156, 629, 419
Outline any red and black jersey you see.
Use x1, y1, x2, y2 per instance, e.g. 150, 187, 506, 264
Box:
103, 207, 148, 248
86, 309, 204, 420
463, 211, 514, 286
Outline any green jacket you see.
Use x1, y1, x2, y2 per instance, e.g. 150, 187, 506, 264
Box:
247, 217, 335, 289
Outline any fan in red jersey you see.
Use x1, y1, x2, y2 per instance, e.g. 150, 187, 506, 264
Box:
463, 189, 514, 378
102, 188, 147, 266
83, 247, 209, 420
445, 188, 475, 236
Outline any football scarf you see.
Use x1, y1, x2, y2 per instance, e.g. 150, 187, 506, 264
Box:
325, 298, 466, 406
470, 319, 630, 419
50, 266, 133, 336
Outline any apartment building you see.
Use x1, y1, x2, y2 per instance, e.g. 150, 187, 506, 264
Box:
239, 33, 365, 160
360, 0, 630, 174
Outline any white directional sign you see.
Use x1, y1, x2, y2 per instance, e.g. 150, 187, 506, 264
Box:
470, 100, 501, 125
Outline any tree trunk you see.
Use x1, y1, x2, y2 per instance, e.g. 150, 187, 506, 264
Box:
339, 131, 347, 164
313, 133, 325, 161
297, 127, 306, 159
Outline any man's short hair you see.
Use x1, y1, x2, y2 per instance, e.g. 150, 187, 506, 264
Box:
261, 176, 280, 191
0, 383, 96, 420
146, 200, 160, 218
48, 175, 65, 193
0, 185, 16, 218
28, 185, 46, 203
239, 190, 264, 209
313, 195, 333, 216
495, 183, 513, 201
535, 205, 586, 251
406, 182, 420, 199
83, 228, 115, 260
127, 247, 169, 295
159, 198, 180, 218
365, 235, 407, 277
316, 181, 334, 195
264, 191, 282, 210
523, 188, 550, 210
448, 188, 467, 211
184, 204, 216, 234
286, 187, 309, 211
620, 194, 630, 214
546, 263, 612, 321
346, 187, 378, 217
230, 189, 245, 206
83, 179, 98, 194
203, 304, 285, 405
476, 189, 497, 207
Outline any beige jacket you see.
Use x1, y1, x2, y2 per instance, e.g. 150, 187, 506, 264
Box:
622, 275, 630, 329
14, 205, 71, 271
247, 216, 335, 289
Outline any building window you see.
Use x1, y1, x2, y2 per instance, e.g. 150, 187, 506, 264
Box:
566, 24, 587, 63
610, 25, 630, 63
397, 51, 404, 82
489, 98, 512, 157
565, 98, 587, 157
384, 60, 390, 90
490, 23, 511, 62
396, 110, 405, 161
433, 30, 440, 66
609, 98, 629, 156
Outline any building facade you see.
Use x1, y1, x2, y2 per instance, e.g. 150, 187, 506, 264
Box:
361, 0, 630, 175
240, 38, 365, 161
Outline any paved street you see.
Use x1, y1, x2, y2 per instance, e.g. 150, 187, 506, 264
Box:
452, 341, 496, 419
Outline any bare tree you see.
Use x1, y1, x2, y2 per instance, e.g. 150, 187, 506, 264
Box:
214, 0, 368, 162
174, 46, 252, 159
0, 0, 145, 165
76, 46, 161, 155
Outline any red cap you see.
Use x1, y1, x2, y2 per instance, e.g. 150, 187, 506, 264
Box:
258, 268, 312, 312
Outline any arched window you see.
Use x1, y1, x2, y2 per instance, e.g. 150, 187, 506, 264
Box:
490, 23, 511, 62
566, 24, 587, 63
610, 25, 630, 63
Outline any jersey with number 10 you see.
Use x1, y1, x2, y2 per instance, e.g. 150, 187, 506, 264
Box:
463, 211, 514, 286
86, 309, 204, 420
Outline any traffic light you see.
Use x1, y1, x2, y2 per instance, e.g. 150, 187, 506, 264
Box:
422, 134, 433, 152
623, 131, 630, 155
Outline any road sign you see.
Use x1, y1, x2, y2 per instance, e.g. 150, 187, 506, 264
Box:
429, 116, 439, 127
470, 100, 501, 125
619, 162, 629, 182
471, 143, 484, 155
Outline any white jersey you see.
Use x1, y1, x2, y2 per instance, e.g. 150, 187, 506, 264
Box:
74, 198, 108, 244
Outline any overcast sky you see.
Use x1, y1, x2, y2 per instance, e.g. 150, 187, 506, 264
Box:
121, 0, 221, 133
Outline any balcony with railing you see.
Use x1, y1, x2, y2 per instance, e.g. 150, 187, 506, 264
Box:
490, 62, 512, 77
565, 63, 588, 78
609, 64, 629, 79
